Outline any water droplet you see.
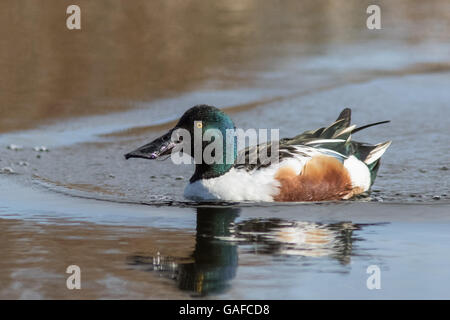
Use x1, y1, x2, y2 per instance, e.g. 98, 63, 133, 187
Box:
33, 146, 49, 152
0, 167, 16, 174
6, 144, 23, 151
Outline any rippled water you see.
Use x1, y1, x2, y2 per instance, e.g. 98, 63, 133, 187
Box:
2, 178, 450, 299
1, 0, 450, 299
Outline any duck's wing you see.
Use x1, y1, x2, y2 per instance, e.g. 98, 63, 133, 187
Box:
235, 142, 307, 171
284, 108, 390, 162
235, 108, 391, 177
234, 109, 353, 171
282, 108, 353, 145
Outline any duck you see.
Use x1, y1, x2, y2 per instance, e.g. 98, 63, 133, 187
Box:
124, 105, 391, 202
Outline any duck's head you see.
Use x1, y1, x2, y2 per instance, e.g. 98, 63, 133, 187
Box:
124, 105, 237, 181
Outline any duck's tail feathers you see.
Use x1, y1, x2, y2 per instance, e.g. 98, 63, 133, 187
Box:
320, 108, 352, 138
360, 140, 391, 185
336, 107, 351, 127
283, 108, 391, 153
363, 141, 392, 165
351, 120, 391, 134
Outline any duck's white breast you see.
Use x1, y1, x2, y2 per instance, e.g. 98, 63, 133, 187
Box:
184, 155, 310, 202
184, 168, 277, 201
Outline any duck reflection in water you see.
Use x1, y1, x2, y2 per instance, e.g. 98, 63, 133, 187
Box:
128, 207, 364, 297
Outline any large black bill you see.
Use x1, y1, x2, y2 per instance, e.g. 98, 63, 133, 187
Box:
124, 130, 175, 160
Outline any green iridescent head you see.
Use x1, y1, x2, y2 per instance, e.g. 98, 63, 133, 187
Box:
125, 105, 237, 182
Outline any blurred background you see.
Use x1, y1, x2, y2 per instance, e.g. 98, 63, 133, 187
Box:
1, 0, 449, 131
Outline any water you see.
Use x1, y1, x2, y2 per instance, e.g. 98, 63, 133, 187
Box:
0, 0, 450, 299
1, 178, 450, 299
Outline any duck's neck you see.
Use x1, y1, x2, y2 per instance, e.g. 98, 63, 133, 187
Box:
189, 143, 237, 183
189, 163, 231, 182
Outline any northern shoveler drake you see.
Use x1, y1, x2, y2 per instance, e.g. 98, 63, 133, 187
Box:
125, 105, 391, 202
